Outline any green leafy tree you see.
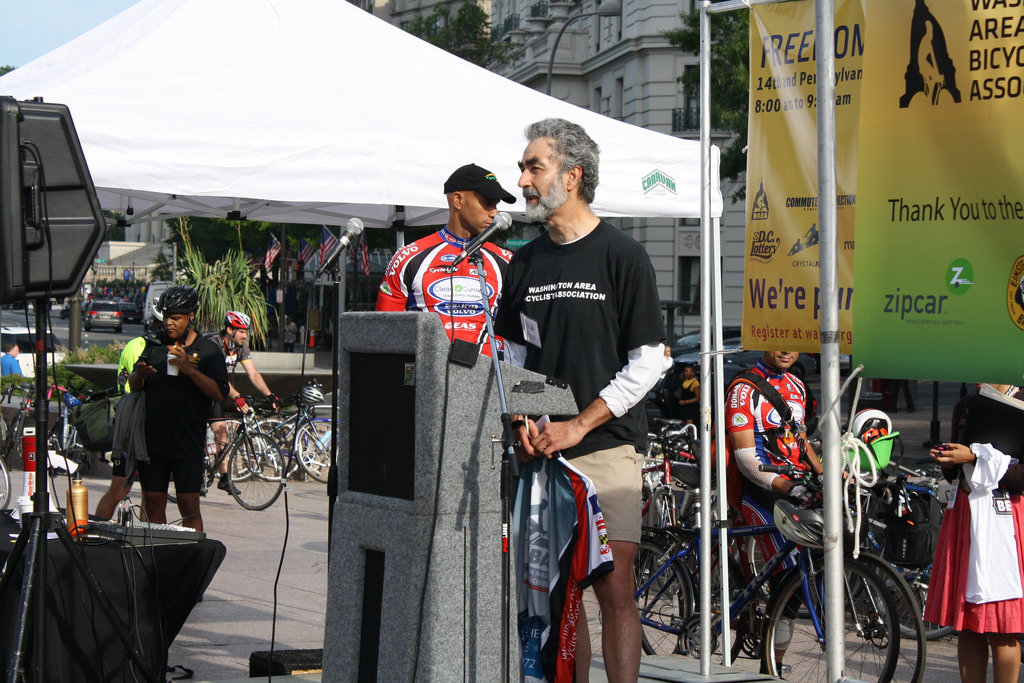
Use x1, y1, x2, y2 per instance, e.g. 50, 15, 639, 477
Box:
405, 1, 515, 68
665, 10, 749, 196
0, 66, 13, 77
150, 250, 173, 281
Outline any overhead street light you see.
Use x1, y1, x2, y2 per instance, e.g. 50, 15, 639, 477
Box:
546, 1, 622, 96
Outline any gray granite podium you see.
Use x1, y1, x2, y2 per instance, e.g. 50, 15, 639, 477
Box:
322, 312, 577, 682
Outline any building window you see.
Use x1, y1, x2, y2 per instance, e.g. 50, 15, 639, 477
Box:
614, 77, 624, 120
672, 65, 700, 132
679, 256, 700, 310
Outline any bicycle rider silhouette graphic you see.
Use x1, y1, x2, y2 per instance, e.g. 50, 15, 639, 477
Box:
899, 0, 961, 107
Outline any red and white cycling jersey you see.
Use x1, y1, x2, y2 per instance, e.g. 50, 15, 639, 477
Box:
724, 361, 809, 472
376, 228, 512, 357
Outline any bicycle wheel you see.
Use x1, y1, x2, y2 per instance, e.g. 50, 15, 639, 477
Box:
259, 415, 301, 478
902, 568, 953, 640
677, 539, 760, 662
856, 552, 926, 683
3, 414, 24, 470
0, 456, 10, 510
226, 432, 284, 510
293, 421, 330, 483
761, 557, 900, 683
635, 537, 695, 655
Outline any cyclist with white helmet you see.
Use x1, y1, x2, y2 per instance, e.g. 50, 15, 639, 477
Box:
206, 310, 279, 492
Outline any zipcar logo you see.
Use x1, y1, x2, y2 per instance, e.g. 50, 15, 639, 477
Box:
641, 170, 677, 195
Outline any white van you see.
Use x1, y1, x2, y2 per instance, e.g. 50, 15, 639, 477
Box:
143, 281, 172, 325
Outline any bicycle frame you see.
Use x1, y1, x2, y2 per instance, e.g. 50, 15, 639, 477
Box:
636, 524, 818, 642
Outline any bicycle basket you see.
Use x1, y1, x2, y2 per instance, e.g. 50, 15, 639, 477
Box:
860, 431, 900, 470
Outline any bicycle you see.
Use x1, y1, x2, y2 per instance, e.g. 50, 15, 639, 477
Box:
2, 382, 35, 471
259, 383, 332, 484
858, 460, 952, 641
636, 519, 903, 682
167, 397, 285, 510
636, 460, 925, 683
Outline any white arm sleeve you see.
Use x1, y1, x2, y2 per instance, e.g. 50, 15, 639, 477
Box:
598, 343, 666, 418
734, 446, 779, 491
504, 340, 527, 368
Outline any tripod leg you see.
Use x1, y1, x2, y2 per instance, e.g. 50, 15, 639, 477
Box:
6, 514, 44, 683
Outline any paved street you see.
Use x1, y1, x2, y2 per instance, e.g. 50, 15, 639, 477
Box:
25, 369, 994, 682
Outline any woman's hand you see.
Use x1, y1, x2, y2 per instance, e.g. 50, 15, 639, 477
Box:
930, 442, 976, 466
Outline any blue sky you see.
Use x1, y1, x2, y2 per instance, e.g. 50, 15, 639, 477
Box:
1, 0, 138, 68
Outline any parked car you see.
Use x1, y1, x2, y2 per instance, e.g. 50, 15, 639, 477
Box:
119, 301, 143, 324
669, 326, 743, 358
0, 326, 63, 376
84, 300, 123, 333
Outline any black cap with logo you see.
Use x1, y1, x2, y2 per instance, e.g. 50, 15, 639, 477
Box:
443, 163, 516, 203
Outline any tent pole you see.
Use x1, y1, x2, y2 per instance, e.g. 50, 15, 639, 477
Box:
813, 0, 844, 681
711, 212, 731, 665
697, 1, 715, 675
279, 224, 287, 351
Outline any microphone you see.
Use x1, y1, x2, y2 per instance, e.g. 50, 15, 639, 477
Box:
452, 212, 512, 266
314, 217, 364, 279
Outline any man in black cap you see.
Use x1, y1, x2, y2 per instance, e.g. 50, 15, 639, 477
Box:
377, 163, 517, 357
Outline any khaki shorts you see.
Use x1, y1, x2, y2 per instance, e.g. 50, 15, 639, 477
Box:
569, 444, 642, 544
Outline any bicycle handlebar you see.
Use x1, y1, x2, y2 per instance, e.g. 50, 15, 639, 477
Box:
758, 462, 823, 493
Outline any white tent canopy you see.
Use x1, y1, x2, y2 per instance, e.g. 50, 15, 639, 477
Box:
0, 0, 721, 228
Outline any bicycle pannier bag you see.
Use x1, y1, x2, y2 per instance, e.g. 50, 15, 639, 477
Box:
71, 394, 120, 452
884, 488, 941, 568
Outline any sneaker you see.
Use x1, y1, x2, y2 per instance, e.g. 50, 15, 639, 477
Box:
217, 476, 232, 492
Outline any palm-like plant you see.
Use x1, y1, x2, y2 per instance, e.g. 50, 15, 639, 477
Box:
176, 219, 271, 344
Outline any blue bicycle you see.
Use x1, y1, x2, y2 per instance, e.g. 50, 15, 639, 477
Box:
634, 456, 927, 683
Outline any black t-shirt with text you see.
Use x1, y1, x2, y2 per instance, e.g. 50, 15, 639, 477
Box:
494, 220, 665, 458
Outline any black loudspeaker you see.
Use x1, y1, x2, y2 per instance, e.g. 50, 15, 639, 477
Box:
0, 96, 105, 304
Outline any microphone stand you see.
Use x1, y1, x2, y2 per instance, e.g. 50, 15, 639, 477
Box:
468, 252, 519, 682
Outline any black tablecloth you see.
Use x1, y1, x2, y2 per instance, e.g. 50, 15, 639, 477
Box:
0, 519, 225, 682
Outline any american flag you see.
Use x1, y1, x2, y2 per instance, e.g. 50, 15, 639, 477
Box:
298, 239, 316, 265
264, 234, 281, 271
320, 225, 339, 264
361, 240, 370, 276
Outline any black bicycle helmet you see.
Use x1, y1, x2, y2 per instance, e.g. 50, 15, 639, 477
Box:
297, 383, 325, 405
160, 285, 199, 315
774, 499, 825, 549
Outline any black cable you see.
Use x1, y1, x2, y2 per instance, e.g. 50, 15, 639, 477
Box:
268, 487, 290, 682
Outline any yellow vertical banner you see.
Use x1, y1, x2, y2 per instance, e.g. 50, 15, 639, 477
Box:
743, 0, 864, 353
853, 0, 1024, 382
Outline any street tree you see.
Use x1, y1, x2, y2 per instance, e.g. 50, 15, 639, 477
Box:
404, 1, 515, 68
150, 250, 173, 281
665, 10, 749, 197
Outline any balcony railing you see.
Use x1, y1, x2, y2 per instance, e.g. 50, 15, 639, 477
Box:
494, 13, 521, 40
671, 102, 700, 132
530, 2, 549, 18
